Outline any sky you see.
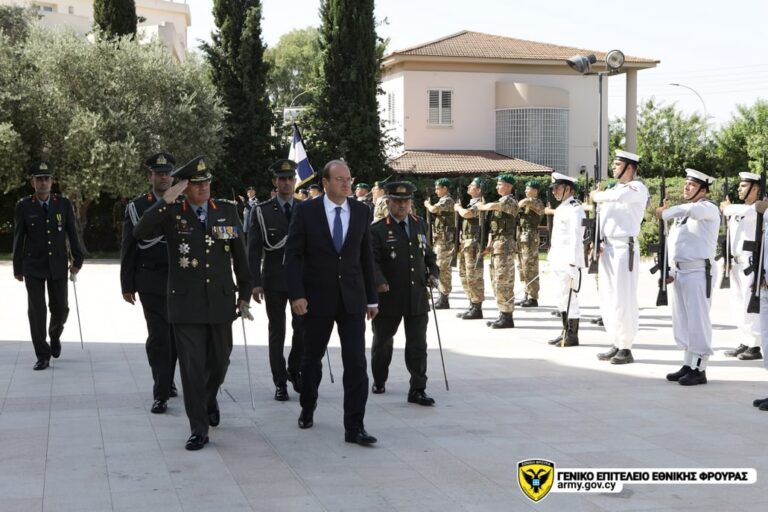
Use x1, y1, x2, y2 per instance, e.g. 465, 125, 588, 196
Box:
187, 0, 767, 128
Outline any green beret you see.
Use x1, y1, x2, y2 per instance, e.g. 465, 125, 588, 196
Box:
434, 178, 451, 187
355, 182, 371, 190
497, 174, 515, 185
524, 180, 540, 189
471, 177, 483, 187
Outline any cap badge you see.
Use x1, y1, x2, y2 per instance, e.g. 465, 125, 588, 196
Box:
157, 155, 167, 165
39, 162, 48, 170
197, 160, 206, 172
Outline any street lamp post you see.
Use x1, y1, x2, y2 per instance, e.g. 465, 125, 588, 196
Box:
669, 83, 708, 121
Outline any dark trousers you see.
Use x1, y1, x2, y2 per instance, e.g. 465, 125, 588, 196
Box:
371, 314, 429, 391
25, 276, 68, 361
173, 323, 233, 437
265, 289, 304, 386
300, 311, 368, 430
138, 292, 178, 401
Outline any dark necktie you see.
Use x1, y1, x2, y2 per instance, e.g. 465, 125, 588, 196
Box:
333, 206, 343, 252
399, 220, 408, 237
284, 202, 292, 223
196, 207, 206, 228
42, 202, 48, 214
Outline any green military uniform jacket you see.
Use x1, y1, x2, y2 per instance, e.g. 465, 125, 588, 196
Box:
13, 193, 84, 280
133, 197, 252, 324
371, 214, 439, 317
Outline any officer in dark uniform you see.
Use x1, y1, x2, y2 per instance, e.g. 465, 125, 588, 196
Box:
13, 161, 85, 370
370, 181, 439, 406
120, 152, 179, 414
247, 159, 305, 401
133, 155, 253, 451
308, 184, 322, 199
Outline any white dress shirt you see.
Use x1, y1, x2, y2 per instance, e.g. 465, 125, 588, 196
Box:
593, 180, 649, 238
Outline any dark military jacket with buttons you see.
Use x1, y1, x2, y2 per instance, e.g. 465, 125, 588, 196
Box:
371, 214, 439, 317
247, 197, 292, 293
120, 191, 169, 296
13, 194, 84, 280
133, 197, 252, 324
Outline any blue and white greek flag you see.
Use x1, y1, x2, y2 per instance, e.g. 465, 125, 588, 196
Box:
288, 123, 315, 190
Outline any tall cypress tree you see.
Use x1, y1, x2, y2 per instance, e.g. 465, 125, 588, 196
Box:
204, 0, 275, 194
93, 0, 137, 38
312, 0, 387, 181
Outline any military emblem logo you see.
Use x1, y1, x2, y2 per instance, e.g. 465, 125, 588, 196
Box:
518, 459, 555, 502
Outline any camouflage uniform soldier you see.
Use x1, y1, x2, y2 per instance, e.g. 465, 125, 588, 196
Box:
372, 181, 389, 223
478, 174, 518, 328
424, 178, 456, 309
355, 183, 373, 209
453, 177, 486, 319
515, 181, 544, 307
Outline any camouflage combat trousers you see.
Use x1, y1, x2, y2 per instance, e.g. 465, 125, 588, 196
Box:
458, 241, 484, 304
490, 240, 516, 314
433, 240, 454, 296
516, 237, 540, 299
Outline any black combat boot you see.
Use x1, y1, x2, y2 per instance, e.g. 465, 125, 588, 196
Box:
678, 368, 707, 386
490, 312, 514, 329
559, 319, 579, 347
666, 365, 692, 382
548, 313, 567, 345
461, 303, 483, 320
610, 349, 634, 364
514, 294, 529, 306
434, 293, 450, 310
738, 347, 762, 360
597, 346, 619, 361
520, 298, 539, 307
590, 316, 604, 326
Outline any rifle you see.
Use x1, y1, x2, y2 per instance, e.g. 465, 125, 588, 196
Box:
648, 168, 670, 306
451, 186, 461, 267
743, 160, 767, 313
542, 187, 553, 251
474, 197, 487, 269
586, 148, 601, 274
424, 186, 434, 246
716, 170, 732, 289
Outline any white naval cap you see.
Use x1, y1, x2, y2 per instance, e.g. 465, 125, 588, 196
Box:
685, 168, 715, 186
551, 171, 576, 184
615, 150, 640, 164
738, 171, 761, 182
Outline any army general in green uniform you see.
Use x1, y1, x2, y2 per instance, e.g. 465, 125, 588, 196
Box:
134, 156, 252, 451
370, 182, 439, 406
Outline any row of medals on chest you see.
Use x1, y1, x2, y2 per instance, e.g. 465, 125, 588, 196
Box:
175, 214, 233, 269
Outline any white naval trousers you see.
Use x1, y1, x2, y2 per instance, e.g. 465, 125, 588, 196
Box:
598, 239, 640, 350
671, 268, 713, 357
728, 260, 761, 347
554, 269, 580, 319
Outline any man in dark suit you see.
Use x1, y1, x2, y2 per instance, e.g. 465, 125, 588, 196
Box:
370, 182, 439, 406
248, 159, 304, 401
134, 155, 252, 451
120, 152, 179, 414
285, 160, 379, 445
13, 161, 84, 370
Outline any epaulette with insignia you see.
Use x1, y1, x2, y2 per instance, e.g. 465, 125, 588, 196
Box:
372, 217, 385, 225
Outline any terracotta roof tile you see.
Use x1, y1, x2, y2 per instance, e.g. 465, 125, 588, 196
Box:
388, 150, 553, 176
390, 30, 658, 65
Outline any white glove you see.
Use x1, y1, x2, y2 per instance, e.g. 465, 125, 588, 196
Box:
69, 272, 77, 283
239, 302, 254, 321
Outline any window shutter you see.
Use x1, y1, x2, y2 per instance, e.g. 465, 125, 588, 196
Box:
441, 90, 452, 125
428, 90, 440, 124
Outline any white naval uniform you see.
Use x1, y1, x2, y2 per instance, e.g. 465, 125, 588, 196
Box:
593, 180, 650, 350
662, 199, 720, 357
723, 203, 761, 348
547, 196, 586, 318
757, 216, 768, 370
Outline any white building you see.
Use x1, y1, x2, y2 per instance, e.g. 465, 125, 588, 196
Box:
380, 31, 658, 177
0, 0, 191, 61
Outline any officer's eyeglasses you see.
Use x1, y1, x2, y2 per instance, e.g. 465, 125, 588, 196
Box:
331, 177, 354, 184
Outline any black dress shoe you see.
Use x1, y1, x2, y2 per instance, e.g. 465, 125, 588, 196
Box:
678, 369, 707, 386
666, 365, 692, 382
738, 347, 762, 360
274, 385, 289, 402
759, 401, 768, 412
169, 383, 178, 398
287, 372, 302, 393
151, 400, 167, 414
725, 344, 749, 357
407, 390, 435, 406
753, 397, 768, 407
610, 349, 634, 365
298, 405, 315, 429
33, 359, 49, 371
590, 316, 604, 326
597, 346, 619, 361
345, 427, 377, 445
372, 382, 385, 394
185, 434, 209, 451
208, 408, 220, 427
50, 339, 61, 358
550, 310, 562, 317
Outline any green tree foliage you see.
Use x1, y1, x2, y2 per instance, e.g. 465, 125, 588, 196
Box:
716, 100, 768, 175
609, 99, 715, 178
203, 0, 276, 195
265, 27, 321, 110
0, 21, 225, 250
311, 0, 388, 182
93, 0, 137, 38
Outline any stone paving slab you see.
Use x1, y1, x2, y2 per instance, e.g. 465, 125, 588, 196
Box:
1, 260, 767, 511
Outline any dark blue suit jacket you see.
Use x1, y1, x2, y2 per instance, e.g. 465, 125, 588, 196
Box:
285, 195, 377, 317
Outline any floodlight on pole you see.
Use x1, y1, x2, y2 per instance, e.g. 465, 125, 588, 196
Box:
566, 54, 597, 74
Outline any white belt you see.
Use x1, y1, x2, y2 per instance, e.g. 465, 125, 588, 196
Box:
675, 260, 707, 270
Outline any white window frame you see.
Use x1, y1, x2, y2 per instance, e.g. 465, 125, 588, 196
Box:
427, 89, 453, 127
387, 91, 396, 124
